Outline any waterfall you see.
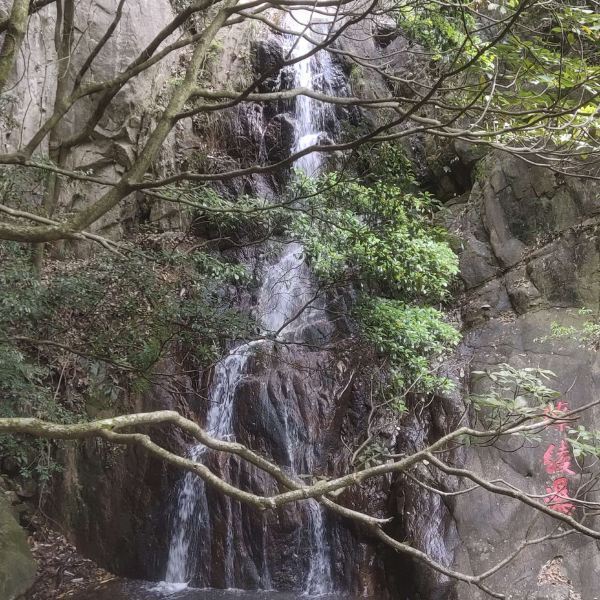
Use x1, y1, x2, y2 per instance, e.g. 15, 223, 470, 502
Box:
163, 348, 253, 587
160, 8, 341, 595
286, 9, 339, 176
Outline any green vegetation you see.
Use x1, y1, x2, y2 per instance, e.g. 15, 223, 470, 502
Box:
0, 240, 252, 480
397, 1, 480, 63
357, 300, 459, 396
289, 144, 460, 401
470, 364, 561, 429
545, 308, 600, 349
471, 364, 600, 461
397, 0, 599, 153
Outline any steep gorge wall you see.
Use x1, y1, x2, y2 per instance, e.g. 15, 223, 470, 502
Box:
0, 0, 189, 240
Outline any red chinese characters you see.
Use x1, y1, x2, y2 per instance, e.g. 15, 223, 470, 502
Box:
543, 477, 575, 514
541, 402, 575, 515
544, 400, 570, 432
543, 440, 576, 476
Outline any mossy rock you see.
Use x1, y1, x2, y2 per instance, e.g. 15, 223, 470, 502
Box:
0, 495, 36, 599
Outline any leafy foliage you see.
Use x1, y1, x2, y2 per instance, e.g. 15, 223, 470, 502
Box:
470, 364, 560, 428
397, 1, 480, 63
0, 240, 252, 480
568, 425, 600, 460
468, 364, 600, 515
397, 0, 600, 156
159, 184, 290, 242
357, 299, 459, 394
291, 173, 457, 299
545, 309, 600, 349
287, 145, 459, 397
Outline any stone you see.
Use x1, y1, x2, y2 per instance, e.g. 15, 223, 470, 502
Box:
1, 456, 20, 477
0, 495, 37, 600
534, 584, 572, 600
454, 139, 487, 166
252, 38, 286, 73
448, 151, 600, 600
459, 235, 500, 288
263, 114, 296, 162
505, 267, 542, 314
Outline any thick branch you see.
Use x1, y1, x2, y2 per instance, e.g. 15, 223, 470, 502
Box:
0, 0, 29, 92
1, 409, 591, 598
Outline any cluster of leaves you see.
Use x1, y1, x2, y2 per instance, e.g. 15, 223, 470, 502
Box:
396, 1, 480, 64
470, 364, 560, 429
0, 342, 74, 483
289, 171, 457, 298
397, 1, 599, 154
0, 240, 252, 479
287, 144, 459, 397
161, 184, 291, 243
470, 364, 600, 515
1, 241, 250, 367
470, 364, 600, 457
486, 3, 599, 146
0, 247, 76, 481
568, 425, 600, 460
545, 308, 600, 349
356, 299, 460, 394
0, 165, 48, 211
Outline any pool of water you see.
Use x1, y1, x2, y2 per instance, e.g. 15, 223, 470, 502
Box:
73, 580, 361, 600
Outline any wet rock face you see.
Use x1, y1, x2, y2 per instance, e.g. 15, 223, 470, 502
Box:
439, 149, 600, 600
252, 38, 287, 92
384, 398, 462, 600
263, 114, 296, 163
47, 368, 192, 580
173, 330, 391, 594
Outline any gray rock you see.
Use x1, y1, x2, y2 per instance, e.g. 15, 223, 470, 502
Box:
446, 151, 600, 600
0, 495, 36, 600
534, 584, 571, 600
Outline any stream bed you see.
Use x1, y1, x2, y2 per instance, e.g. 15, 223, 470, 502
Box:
73, 580, 362, 600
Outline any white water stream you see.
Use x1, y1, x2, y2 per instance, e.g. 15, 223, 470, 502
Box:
161, 8, 339, 595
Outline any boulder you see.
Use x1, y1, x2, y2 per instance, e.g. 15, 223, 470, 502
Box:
263, 114, 296, 162
0, 495, 36, 600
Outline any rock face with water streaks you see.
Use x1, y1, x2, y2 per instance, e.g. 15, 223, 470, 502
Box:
161, 19, 389, 593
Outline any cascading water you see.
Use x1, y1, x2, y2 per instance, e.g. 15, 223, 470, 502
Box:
286, 9, 340, 176
161, 8, 342, 595
163, 347, 254, 588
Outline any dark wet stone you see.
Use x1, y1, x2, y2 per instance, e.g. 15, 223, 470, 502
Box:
263, 114, 296, 163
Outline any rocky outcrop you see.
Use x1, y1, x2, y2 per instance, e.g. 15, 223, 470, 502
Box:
439, 149, 600, 600
0, 493, 36, 599
0, 0, 186, 242
47, 364, 194, 581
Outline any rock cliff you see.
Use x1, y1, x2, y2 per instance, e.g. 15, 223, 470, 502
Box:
443, 150, 600, 600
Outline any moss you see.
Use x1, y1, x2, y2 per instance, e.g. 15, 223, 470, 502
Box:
0, 496, 36, 599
